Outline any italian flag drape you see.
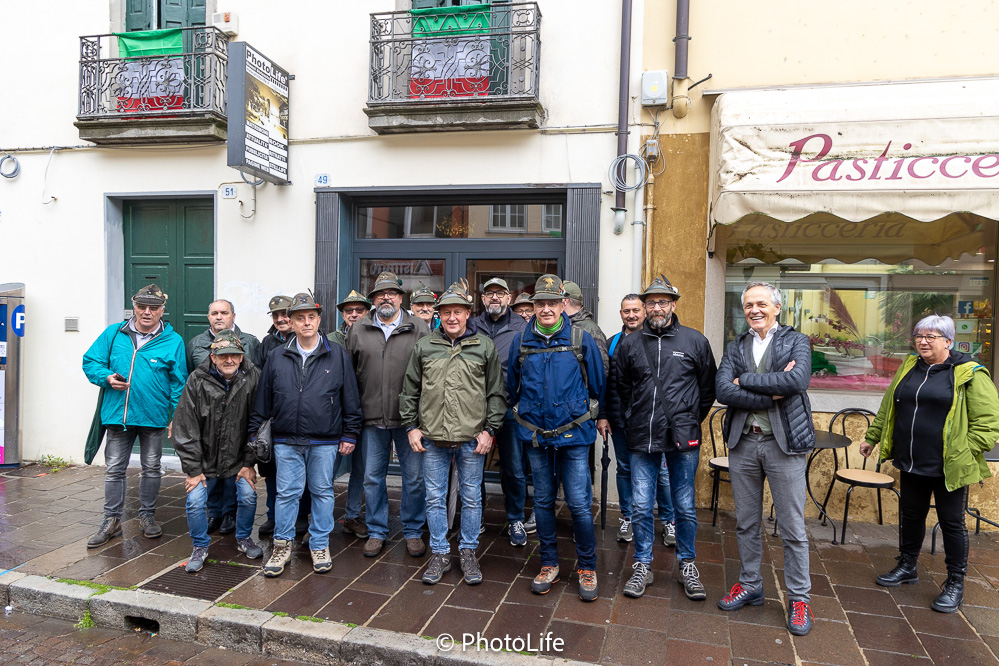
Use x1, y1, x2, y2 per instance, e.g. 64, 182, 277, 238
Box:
114, 29, 185, 112
410, 4, 490, 99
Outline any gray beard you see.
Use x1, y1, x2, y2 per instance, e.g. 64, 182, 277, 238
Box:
649, 314, 670, 330
487, 303, 507, 318
377, 303, 398, 320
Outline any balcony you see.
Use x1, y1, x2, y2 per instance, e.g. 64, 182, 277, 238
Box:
75, 27, 228, 145
365, 2, 544, 134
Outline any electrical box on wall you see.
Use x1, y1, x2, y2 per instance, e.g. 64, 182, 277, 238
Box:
211, 12, 239, 36
641, 70, 670, 106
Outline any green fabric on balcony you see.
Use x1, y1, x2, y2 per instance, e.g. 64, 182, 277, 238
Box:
411, 3, 491, 37
114, 29, 183, 58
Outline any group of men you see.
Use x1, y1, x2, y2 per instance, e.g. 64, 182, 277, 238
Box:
81, 273, 815, 634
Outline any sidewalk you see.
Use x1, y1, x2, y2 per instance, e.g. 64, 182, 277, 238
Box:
3, 462, 999, 664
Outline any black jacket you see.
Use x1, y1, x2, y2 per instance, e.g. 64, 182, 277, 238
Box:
715, 325, 814, 454
472, 308, 526, 399
609, 316, 717, 454
255, 325, 289, 369
249, 334, 362, 447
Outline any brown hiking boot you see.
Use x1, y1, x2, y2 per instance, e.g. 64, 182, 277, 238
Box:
87, 517, 122, 548
406, 537, 426, 557
362, 537, 384, 558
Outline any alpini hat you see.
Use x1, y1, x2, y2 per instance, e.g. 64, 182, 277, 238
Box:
267, 295, 293, 314
436, 279, 474, 308
288, 292, 323, 313
337, 290, 371, 312
368, 271, 405, 298
512, 292, 534, 307
132, 284, 167, 306
410, 284, 437, 305
563, 280, 583, 301
482, 277, 510, 292
531, 274, 565, 301
210, 329, 245, 355
641, 275, 681, 302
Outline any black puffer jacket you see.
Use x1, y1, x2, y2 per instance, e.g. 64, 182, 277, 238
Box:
249, 334, 362, 447
608, 316, 716, 454
715, 325, 814, 454
255, 325, 290, 368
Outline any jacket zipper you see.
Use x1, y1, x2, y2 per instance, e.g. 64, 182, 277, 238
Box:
647, 336, 661, 453
907, 365, 933, 472
121, 347, 139, 427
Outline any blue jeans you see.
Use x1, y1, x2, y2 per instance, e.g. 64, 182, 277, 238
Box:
632, 448, 699, 564
363, 427, 426, 540
527, 443, 596, 570
497, 412, 527, 522
187, 477, 257, 547
333, 437, 366, 520
612, 426, 674, 522
259, 458, 311, 523
274, 444, 338, 550
103, 426, 163, 518
424, 441, 483, 553
207, 476, 237, 519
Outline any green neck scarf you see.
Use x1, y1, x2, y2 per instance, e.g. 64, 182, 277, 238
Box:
535, 317, 564, 336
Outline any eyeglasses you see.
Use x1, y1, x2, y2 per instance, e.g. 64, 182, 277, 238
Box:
483, 291, 507, 299
342, 307, 368, 315
133, 304, 162, 312
914, 334, 945, 342
645, 299, 675, 310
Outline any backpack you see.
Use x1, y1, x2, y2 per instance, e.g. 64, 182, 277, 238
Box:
512, 324, 599, 447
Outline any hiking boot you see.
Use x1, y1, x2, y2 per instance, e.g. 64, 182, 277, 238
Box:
406, 537, 426, 557
362, 538, 384, 558
258, 518, 275, 539
422, 553, 452, 585
787, 600, 814, 636
523, 512, 537, 534
185, 546, 209, 573
263, 539, 293, 577
342, 517, 368, 538
509, 521, 528, 547
932, 573, 965, 613
617, 518, 633, 543
311, 547, 333, 573
218, 513, 236, 536
676, 559, 706, 600
87, 517, 122, 548
663, 521, 676, 547
139, 514, 162, 539
460, 548, 483, 585
206, 514, 222, 534
623, 562, 654, 598
577, 569, 599, 602
876, 554, 919, 587
237, 537, 263, 559
718, 583, 764, 611
531, 565, 560, 595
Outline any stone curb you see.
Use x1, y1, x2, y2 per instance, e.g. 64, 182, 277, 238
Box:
197, 605, 273, 654
88, 588, 212, 641
262, 614, 349, 665
0, 571, 28, 606
8, 575, 94, 622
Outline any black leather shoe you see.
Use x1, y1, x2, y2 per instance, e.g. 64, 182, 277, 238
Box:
876, 555, 919, 587
206, 514, 222, 534
87, 517, 122, 548
218, 513, 237, 536
931, 573, 964, 613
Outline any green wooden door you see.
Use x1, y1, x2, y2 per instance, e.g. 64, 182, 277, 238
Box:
126, 0, 206, 31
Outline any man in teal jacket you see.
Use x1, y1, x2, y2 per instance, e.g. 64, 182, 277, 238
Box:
82, 284, 188, 547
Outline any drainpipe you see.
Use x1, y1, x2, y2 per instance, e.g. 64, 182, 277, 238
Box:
672, 0, 691, 118
632, 165, 645, 292
611, 0, 633, 232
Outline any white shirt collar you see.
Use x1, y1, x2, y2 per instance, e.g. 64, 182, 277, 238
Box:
749, 321, 779, 341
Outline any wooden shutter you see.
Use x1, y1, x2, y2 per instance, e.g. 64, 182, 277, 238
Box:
159, 0, 206, 28
125, 0, 153, 31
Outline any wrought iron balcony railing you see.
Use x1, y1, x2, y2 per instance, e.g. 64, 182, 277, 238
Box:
368, 2, 541, 104
78, 27, 227, 120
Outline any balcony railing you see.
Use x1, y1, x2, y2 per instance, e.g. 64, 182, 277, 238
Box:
78, 27, 227, 121
368, 2, 541, 104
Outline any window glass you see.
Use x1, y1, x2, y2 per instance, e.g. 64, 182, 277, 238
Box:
359, 259, 446, 310
357, 203, 561, 239
466, 258, 559, 316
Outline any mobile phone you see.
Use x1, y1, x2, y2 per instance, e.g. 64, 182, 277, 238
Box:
112, 372, 126, 382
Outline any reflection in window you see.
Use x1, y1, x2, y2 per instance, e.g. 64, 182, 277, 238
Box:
542, 204, 563, 233
357, 202, 561, 239
490, 204, 527, 232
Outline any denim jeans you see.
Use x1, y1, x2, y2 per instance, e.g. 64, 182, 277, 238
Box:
363, 427, 426, 540
103, 426, 164, 518
631, 448, 699, 564
259, 458, 311, 523
497, 412, 527, 522
424, 440, 483, 553
274, 444, 338, 550
611, 426, 674, 522
333, 437, 366, 520
207, 476, 237, 519
187, 477, 257, 547
527, 443, 596, 570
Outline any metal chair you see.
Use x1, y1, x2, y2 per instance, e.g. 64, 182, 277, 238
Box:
829, 408, 901, 544
708, 406, 730, 527
931, 443, 999, 554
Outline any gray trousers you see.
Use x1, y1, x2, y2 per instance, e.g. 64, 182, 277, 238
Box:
728, 431, 811, 602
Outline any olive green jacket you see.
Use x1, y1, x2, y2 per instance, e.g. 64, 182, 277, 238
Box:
865, 353, 999, 491
399, 327, 506, 443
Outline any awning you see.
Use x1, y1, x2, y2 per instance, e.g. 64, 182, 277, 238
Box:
709, 80, 999, 227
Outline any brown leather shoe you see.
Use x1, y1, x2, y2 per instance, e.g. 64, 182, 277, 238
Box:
362, 538, 384, 558
406, 537, 426, 558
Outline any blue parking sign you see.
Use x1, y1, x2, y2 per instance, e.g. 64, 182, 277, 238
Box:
11, 304, 24, 337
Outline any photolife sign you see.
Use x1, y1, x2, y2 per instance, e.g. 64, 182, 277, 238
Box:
227, 43, 290, 185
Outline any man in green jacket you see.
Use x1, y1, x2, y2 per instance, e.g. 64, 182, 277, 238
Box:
400, 280, 506, 586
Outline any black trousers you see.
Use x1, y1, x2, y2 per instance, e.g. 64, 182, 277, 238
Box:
899, 470, 968, 575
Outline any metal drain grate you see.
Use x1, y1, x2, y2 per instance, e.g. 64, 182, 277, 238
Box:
139, 563, 258, 601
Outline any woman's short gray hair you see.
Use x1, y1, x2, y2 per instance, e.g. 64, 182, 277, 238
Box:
914, 315, 955, 348
741, 281, 782, 307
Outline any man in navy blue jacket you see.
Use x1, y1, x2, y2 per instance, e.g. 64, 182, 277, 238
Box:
507, 274, 605, 602
250, 293, 362, 578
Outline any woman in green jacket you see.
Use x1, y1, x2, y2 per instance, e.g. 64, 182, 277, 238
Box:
861, 315, 999, 613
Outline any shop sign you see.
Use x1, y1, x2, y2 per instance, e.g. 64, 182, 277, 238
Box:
227, 43, 291, 185
364, 260, 437, 277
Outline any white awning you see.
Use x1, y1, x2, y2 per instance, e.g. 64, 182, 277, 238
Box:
709, 80, 999, 226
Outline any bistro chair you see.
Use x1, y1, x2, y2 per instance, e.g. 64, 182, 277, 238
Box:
829, 408, 901, 545
708, 406, 730, 527
931, 442, 999, 554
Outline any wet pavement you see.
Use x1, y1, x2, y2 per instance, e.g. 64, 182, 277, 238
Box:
3, 463, 999, 664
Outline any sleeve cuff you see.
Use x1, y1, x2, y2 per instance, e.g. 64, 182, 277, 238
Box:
341, 433, 358, 445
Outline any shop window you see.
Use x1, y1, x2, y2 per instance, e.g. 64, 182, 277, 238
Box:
358, 201, 557, 239
717, 213, 996, 391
